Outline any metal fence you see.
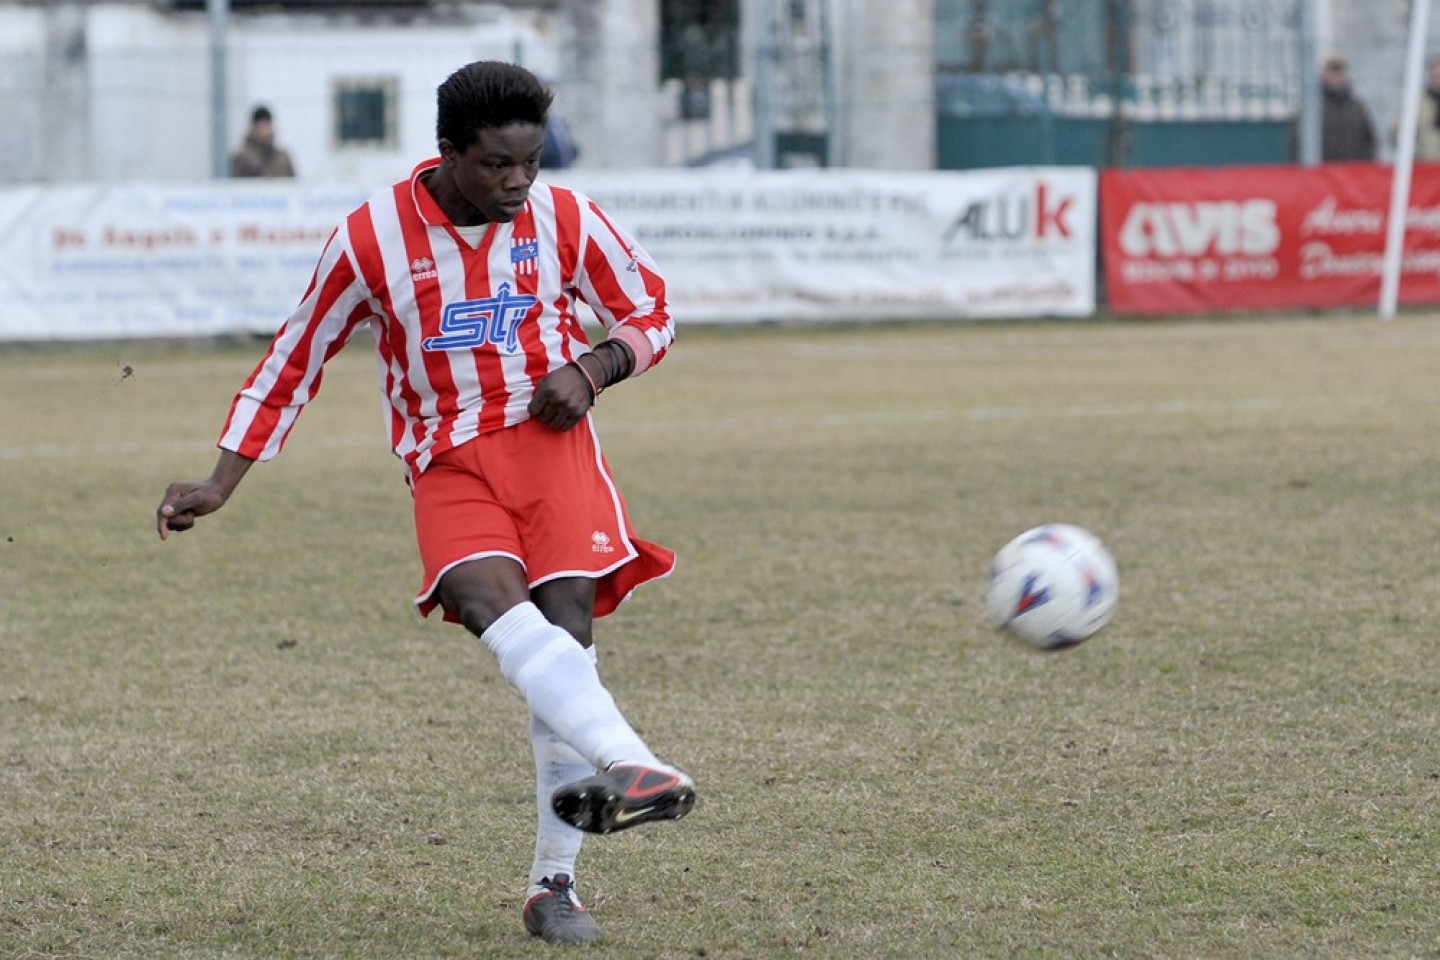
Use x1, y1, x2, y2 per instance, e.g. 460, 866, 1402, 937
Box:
935, 0, 1305, 168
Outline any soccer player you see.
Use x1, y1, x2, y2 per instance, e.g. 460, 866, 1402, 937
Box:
156, 61, 694, 945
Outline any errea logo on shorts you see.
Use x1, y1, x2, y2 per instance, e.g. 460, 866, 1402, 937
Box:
591, 531, 616, 554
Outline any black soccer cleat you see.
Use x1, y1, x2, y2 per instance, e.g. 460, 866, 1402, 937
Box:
551, 762, 696, 835
523, 874, 603, 944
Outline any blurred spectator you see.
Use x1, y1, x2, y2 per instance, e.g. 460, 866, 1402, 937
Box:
541, 114, 580, 169
1319, 54, 1377, 161
231, 105, 296, 178
1415, 56, 1440, 161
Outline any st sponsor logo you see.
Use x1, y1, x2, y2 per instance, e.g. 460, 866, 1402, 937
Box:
421, 282, 537, 353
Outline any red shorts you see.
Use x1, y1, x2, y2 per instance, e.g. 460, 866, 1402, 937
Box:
411, 416, 676, 621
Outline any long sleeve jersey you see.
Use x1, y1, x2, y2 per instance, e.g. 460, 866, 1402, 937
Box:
219, 157, 674, 481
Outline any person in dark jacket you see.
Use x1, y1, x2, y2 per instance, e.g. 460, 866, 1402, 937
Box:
1319, 53, 1377, 161
231, 105, 297, 178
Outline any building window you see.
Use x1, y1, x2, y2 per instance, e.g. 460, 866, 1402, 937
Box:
333, 78, 397, 149
660, 0, 740, 82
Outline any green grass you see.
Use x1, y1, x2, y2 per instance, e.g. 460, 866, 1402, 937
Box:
4, 314, 1440, 958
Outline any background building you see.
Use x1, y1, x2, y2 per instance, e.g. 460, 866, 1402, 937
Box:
0, 0, 1433, 186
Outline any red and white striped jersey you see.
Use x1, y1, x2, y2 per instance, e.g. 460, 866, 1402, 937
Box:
218, 157, 674, 481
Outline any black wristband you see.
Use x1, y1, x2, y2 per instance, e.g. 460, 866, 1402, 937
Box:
592, 340, 636, 387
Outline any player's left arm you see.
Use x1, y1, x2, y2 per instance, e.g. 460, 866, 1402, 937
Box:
528, 198, 674, 430
571, 198, 675, 390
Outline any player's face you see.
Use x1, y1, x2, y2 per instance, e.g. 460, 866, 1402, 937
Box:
440, 122, 544, 225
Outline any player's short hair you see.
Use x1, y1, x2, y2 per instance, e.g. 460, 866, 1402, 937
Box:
436, 61, 553, 151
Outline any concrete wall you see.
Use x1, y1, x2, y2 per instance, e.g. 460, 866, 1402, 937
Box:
831, 0, 934, 168
552, 0, 667, 169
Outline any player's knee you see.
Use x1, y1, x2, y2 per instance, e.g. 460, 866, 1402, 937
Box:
532, 579, 596, 647
437, 561, 530, 636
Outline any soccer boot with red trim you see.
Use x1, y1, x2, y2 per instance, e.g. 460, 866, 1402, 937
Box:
551, 762, 696, 835
522, 874, 603, 944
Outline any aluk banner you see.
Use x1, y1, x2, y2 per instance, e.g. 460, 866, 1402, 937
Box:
0, 167, 1096, 341
548, 167, 1096, 323
1102, 163, 1440, 314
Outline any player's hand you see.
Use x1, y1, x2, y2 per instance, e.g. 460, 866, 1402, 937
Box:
156, 480, 228, 540
528, 364, 594, 431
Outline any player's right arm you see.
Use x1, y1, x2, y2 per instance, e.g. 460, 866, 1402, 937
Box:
157, 220, 371, 541
156, 448, 254, 540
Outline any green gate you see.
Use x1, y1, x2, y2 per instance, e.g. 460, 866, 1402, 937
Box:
936, 0, 1300, 169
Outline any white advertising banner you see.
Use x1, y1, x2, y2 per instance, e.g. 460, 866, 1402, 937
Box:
0, 183, 369, 341
553, 167, 1096, 322
0, 168, 1096, 341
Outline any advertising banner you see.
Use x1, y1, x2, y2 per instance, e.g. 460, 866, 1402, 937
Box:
1101, 163, 1440, 314
0, 183, 369, 341
550, 168, 1096, 323
0, 168, 1097, 341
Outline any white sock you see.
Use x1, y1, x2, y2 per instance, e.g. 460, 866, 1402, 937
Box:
481, 601, 659, 772
527, 648, 597, 894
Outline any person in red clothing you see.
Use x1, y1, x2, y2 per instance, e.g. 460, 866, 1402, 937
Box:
156, 60, 693, 946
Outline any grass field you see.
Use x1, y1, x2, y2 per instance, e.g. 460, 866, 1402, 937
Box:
4, 313, 1440, 958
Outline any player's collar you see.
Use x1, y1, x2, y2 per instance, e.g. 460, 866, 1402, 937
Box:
409, 157, 448, 227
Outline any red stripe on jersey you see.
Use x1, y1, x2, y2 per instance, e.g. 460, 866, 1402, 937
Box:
508, 206, 554, 390
549, 188, 589, 352
393, 181, 466, 458
582, 233, 640, 322
636, 259, 672, 368
346, 196, 428, 463
223, 237, 361, 458
459, 227, 512, 436
586, 199, 672, 365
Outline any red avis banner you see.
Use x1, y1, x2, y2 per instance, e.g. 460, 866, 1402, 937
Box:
1101, 163, 1440, 314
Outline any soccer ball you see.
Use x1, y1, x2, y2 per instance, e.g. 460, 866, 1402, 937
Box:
985, 524, 1118, 651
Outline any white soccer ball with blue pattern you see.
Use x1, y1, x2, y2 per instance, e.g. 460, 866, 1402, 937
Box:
985, 524, 1118, 651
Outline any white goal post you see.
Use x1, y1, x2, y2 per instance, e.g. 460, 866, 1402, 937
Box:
1380, 0, 1433, 317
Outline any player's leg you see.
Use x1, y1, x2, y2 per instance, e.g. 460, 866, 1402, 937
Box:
417, 426, 694, 835
529, 577, 694, 836
414, 444, 654, 770
522, 578, 598, 941
441, 565, 694, 836
437, 559, 662, 772
524, 696, 603, 943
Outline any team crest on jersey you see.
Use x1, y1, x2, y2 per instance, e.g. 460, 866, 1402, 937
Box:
410, 257, 437, 282
511, 238, 539, 276
421, 282, 538, 354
